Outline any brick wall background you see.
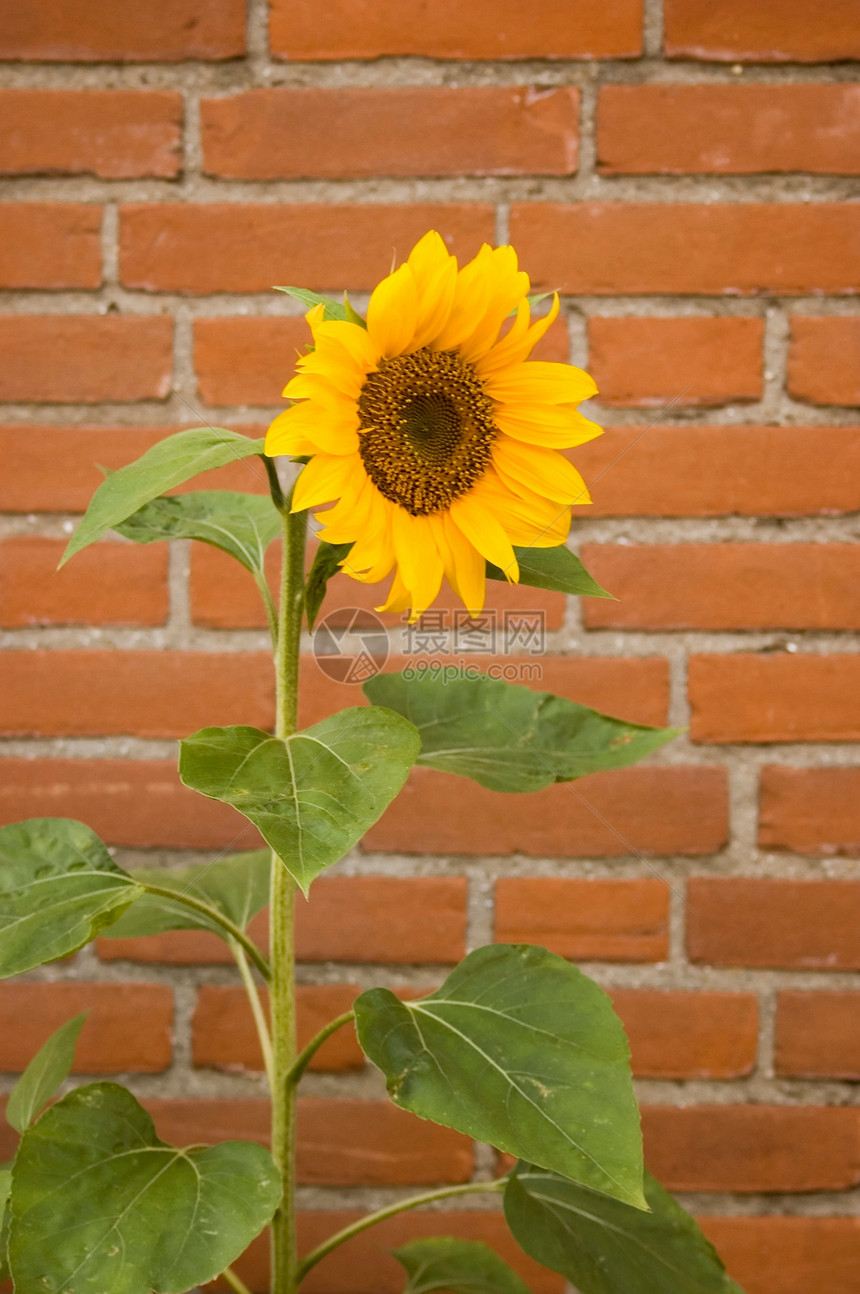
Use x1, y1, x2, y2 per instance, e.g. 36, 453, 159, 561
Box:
0, 2, 859, 1290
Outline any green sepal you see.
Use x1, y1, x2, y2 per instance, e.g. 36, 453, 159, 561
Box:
274, 285, 367, 327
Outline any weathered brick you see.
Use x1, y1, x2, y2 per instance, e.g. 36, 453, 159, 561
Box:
775, 992, 860, 1079
689, 653, 860, 743
0, 982, 173, 1074
760, 766, 860, 856
269, 0, 642, 61
0, 537, 168, 627
0, 205, 101, 289
495, 878, 669, 961
193, 984, 363, 1073
588, 316, 763, 407
194, 317, 312, 406
0, 90, 182, 178
510, 203, 859, 295
202, 87, 578, 179
0, 317, 172, 404
367, 766, 728, 857
120, 204, 495, 294
700, 1217, 860, 1294
0, 0, 246, 61
688, 878, 860, 969
610, 990, 758, 1079
788, 318, 860, 407
581, 543, 860, 630
598, 85, 860, 174
664, 0, 860, 62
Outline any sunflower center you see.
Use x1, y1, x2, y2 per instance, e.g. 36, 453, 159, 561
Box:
357, 348, 497, 516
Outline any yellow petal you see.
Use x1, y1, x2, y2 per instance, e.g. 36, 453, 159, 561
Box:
376, 568, 412, 614
436, 512, 486, 615
291, 453, 356, 512
494, 405, 604, 448
265, 413, 321, 459
273, 401, 359, 455
409, 256, 458, 352
483, 360, 598, 404
492, 437, 591, 506
457, 247, 530, 364
311, 318, 381, 371
407, 230, 452, 287
475, 294, 561, 376
367, 263, 419, 358
428, 244, 496, 351
472, 472, 571, 547
391, 509, 444, 621
449, 491, 519, 582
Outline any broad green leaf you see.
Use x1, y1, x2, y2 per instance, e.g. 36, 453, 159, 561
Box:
504, 1164, 745, 1294
100, 848, 271, 942
274, 286, 367, 327
305, 539, 354, 630
6, 1013, 87, 1134
8, 1082, 280, 1294
487, 545, 611, 599
393, 1237, 530, 1294
355, 943, 645, 1209
0, 819, 141, 977
0, 1166, 11, 1282
61, 427, 267, 565
179, 708, 420, 893
364, 670, 678, 793
114, 490, 280, 574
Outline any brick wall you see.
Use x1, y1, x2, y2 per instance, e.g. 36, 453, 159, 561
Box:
1, 2, 858, 1291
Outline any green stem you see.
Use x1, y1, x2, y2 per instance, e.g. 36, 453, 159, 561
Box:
269, 495, 308, 1294
138, 883, 270, 981
295, 1179, 507, 1283
286, 1010, 355, 1087
254, 568, 279, 648
231, 939, 274, 1089
220, 1266, 254, 1294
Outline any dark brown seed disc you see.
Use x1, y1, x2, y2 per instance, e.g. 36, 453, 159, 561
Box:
357, 348, 497, 516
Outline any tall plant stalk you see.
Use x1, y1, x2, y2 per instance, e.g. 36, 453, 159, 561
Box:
269, 492, 308, 1293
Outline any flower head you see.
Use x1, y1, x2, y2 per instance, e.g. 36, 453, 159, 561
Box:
266, 231, 601, 620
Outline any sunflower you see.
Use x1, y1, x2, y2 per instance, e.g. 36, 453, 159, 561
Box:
265, 231, 601, 620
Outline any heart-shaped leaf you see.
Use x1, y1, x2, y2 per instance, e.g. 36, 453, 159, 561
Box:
364, 670, 678, 792
6, 1013, 87, 1134
488, 545, 611, 599
179, 708, 420, 893
355, 943, 645, 1209
8, 1082, 280, 1294
305, 540, 354, 630
0, 819, 141, 977
101, 848, 270, 942
393, 1237, 530, 1294
504, 1164, 745, 1294
61, 427, 267, 565
114, 490, 280, 574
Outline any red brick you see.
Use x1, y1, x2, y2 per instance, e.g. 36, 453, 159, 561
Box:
0, 757, 252, 850
588, 316, 762, 407
575, 425, 860, 518
0, 651, 273, 738
598, 85, 860, 175
193, 984, 363, 1073
510, 203, 859, 295
0, 537, 168, 627
643, 1105, 860, 1193
146, 1098, 471, 1186
99, 877, 467, 965
0, 317, 172, 404
700, 1217, 860, 1294
776, 992, 860, 1079
760, 767, 860, 856
202, 87, 578, 180
689, 653, 860, 744
0, 424, 268, 513
270, 0, 642, 60
0, 91, 182, 178
195, 317, 312, 406
0, 205, 101, 289
610, 989, 758, 1079
582, 543, 860, 630
120, 204, 495, 294
0, 0, 246, 60
687, 878, 860, 970
0, 982, 172, 1073
664, 0, 860, 62
788, 318, 860, 406
496, 878, 668, 961
367, 765, 728, 858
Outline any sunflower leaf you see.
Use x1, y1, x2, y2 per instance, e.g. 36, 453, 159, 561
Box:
363, 670, 678, 793
274, 286, 365, 326
178, 709, 420, 893
113, 490, 280, 575
100, 849, 271, 942
504, 1164, 746, 1294
0, 819, 142, 978
305, 540, 354, 630
355, 943, 645, 1209
61, 428, 267, 566
0, 1166, 11, 1282
392, 1237, 531, 1294
6, 1013, 87, 1134
487, 545, 612, 599
8, 1083, 280, 1294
